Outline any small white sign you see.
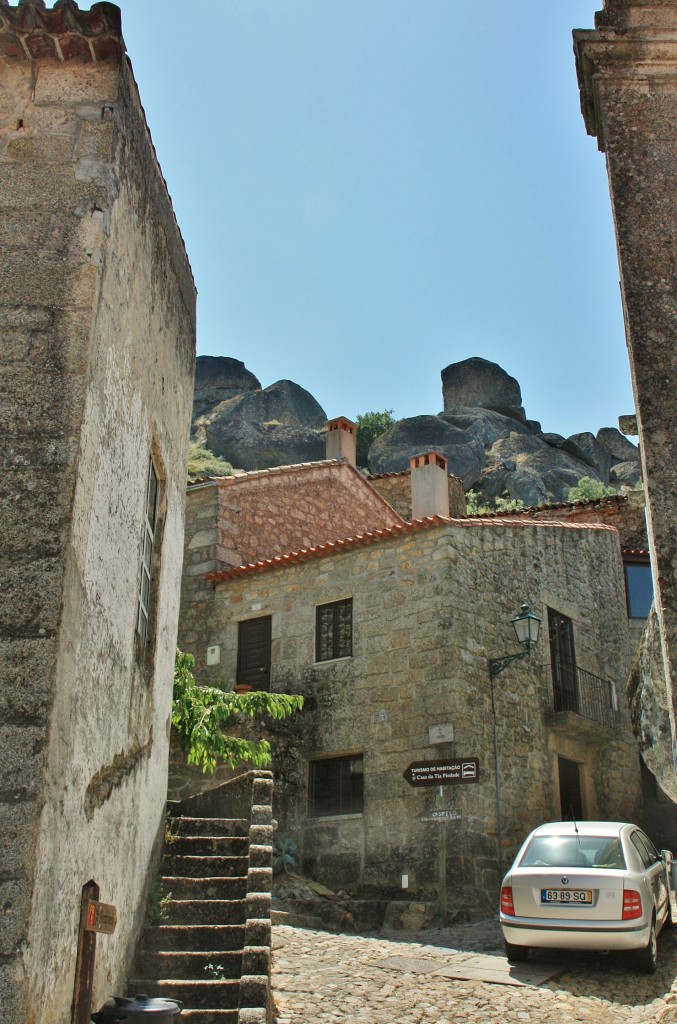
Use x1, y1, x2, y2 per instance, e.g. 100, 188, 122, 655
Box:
428, 723, 454, 745
206, 645, 220, 666
421, 810, 462, 822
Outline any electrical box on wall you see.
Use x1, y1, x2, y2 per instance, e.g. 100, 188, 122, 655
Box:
206, 645, 220, 666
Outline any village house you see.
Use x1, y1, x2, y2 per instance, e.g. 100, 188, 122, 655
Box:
176, 421, 647, 914
0, 4, 196, 1020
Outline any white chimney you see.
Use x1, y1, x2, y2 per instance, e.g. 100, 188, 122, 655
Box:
410, 451, 450, 520
325, 416, 357, 466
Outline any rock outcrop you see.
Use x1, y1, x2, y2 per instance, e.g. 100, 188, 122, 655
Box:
194, 361, 327, 470
192, 354, 641, 506
368, 359, 640, 506
441, 357, 526, 423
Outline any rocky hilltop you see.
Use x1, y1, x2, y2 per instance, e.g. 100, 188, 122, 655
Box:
192, 355, 640, 507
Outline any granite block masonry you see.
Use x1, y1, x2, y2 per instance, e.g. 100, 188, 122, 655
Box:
575, 0, 677, 776
0, 3, 196, 1020
187, 514, 642, 913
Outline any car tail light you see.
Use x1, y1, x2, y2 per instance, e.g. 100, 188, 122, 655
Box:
622, 889, 642, 920
500, 886, 515, 916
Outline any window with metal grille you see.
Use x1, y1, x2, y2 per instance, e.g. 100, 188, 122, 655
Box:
137, 459, 158, 645
308, 755, 363, 817
315, 598, 352, 662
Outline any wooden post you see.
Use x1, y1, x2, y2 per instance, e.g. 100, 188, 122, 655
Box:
71, 880, 99, 1024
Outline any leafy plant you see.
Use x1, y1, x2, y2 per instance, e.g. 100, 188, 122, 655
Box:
144, 878, 172, 927
204, 962, 227, 980
186, 442, 234, 478
567, 476, 620, 502
172, 649, 304, 774
273, 836, 299, 875
355, 409, 395, 467
465, 490, 525, 515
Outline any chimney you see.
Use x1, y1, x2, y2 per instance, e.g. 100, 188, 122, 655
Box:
325, 416, 357, 466
410, 451, 450, 520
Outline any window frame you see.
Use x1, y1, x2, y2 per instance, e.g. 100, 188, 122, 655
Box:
623, 558, 653, 620
136, 457, 159, 646
315, 598, 353, 663
308, 754, 364, 818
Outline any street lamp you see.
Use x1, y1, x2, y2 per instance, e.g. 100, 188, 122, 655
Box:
488, 604, 542, 882
489, 604, 542, 679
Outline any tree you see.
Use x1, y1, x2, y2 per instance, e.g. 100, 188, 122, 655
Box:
465, 490, 525, 515
172, 649, 304, 774
355, 409, 395, 467
567, 476, 619, 502
186, 442, 234, 479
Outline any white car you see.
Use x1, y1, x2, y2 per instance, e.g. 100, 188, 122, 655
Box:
499, 821, 674, 973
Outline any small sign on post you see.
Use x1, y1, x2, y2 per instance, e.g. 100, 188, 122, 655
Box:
84, 901, 117, 935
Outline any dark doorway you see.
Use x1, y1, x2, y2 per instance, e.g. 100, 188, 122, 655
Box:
549, 609, 578, 713
558, 756, 583, 821
237, 616, 272, 690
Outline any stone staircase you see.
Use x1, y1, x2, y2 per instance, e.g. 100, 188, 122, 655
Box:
129, 773, 274, 1024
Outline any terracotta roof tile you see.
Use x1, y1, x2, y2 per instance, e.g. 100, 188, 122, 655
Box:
206, 514, 617, 584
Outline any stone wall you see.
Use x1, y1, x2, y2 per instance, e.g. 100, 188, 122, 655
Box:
205, 518, 642, 913
216, 461, 404, 568
178, 464, 404, 682
368, 470, 467, 521
0, 6, 196, 1020
574, 1, 677, 779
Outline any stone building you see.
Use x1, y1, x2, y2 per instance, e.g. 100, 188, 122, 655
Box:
177, 428, 644, 914
0, 4, 196, 1021
574, 0, 677, 774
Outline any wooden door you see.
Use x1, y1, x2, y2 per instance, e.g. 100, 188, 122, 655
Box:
237, 616, 272, 690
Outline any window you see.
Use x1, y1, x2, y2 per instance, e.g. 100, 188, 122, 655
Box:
548, 609, 578, 713
137, 458, 158, 645
624, 560, 653, 619
631, 829, 660, 869
308, 755, 363, 817
236, 616, 272, 691
316, 599, 352, 662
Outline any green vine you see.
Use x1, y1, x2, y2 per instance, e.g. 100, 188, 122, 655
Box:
173, 649, 304, 774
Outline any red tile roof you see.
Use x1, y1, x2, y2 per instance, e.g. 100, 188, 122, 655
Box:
205, 514, 617, 584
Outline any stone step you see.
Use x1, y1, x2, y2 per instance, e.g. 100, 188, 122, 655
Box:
168, 836, 249, 858
134, 950, 242, 981
161, 877, 247, 902
142, 925, 246, 952
168, 816, 248, 838
161, 899, 246, 927
126, 978, 239, 1009
179, 1012, 238, 1024
272, 908, 325, 929
162, 854, 249, 878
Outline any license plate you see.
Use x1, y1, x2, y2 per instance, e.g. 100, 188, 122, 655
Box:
541, 889, 592, 904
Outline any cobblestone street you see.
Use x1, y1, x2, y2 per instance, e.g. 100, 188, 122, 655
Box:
271, 917, 677, 1024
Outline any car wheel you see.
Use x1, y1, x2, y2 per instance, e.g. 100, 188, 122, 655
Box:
505, 939, 529, 963
635, 917, 658, 975
661, 904, 674, 930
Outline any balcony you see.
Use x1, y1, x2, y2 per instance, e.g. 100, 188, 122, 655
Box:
543, 663, 621, 738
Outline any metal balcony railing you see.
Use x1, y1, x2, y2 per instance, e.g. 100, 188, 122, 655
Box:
545, 663, 620, 731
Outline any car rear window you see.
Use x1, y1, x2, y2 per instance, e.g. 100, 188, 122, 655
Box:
519, 835, 626, 870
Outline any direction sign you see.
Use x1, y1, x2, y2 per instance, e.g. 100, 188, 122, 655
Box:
403, 758, 479, 787
84, 900, 117, 935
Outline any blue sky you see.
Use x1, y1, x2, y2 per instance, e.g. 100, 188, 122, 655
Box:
117, 1, 632, 439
